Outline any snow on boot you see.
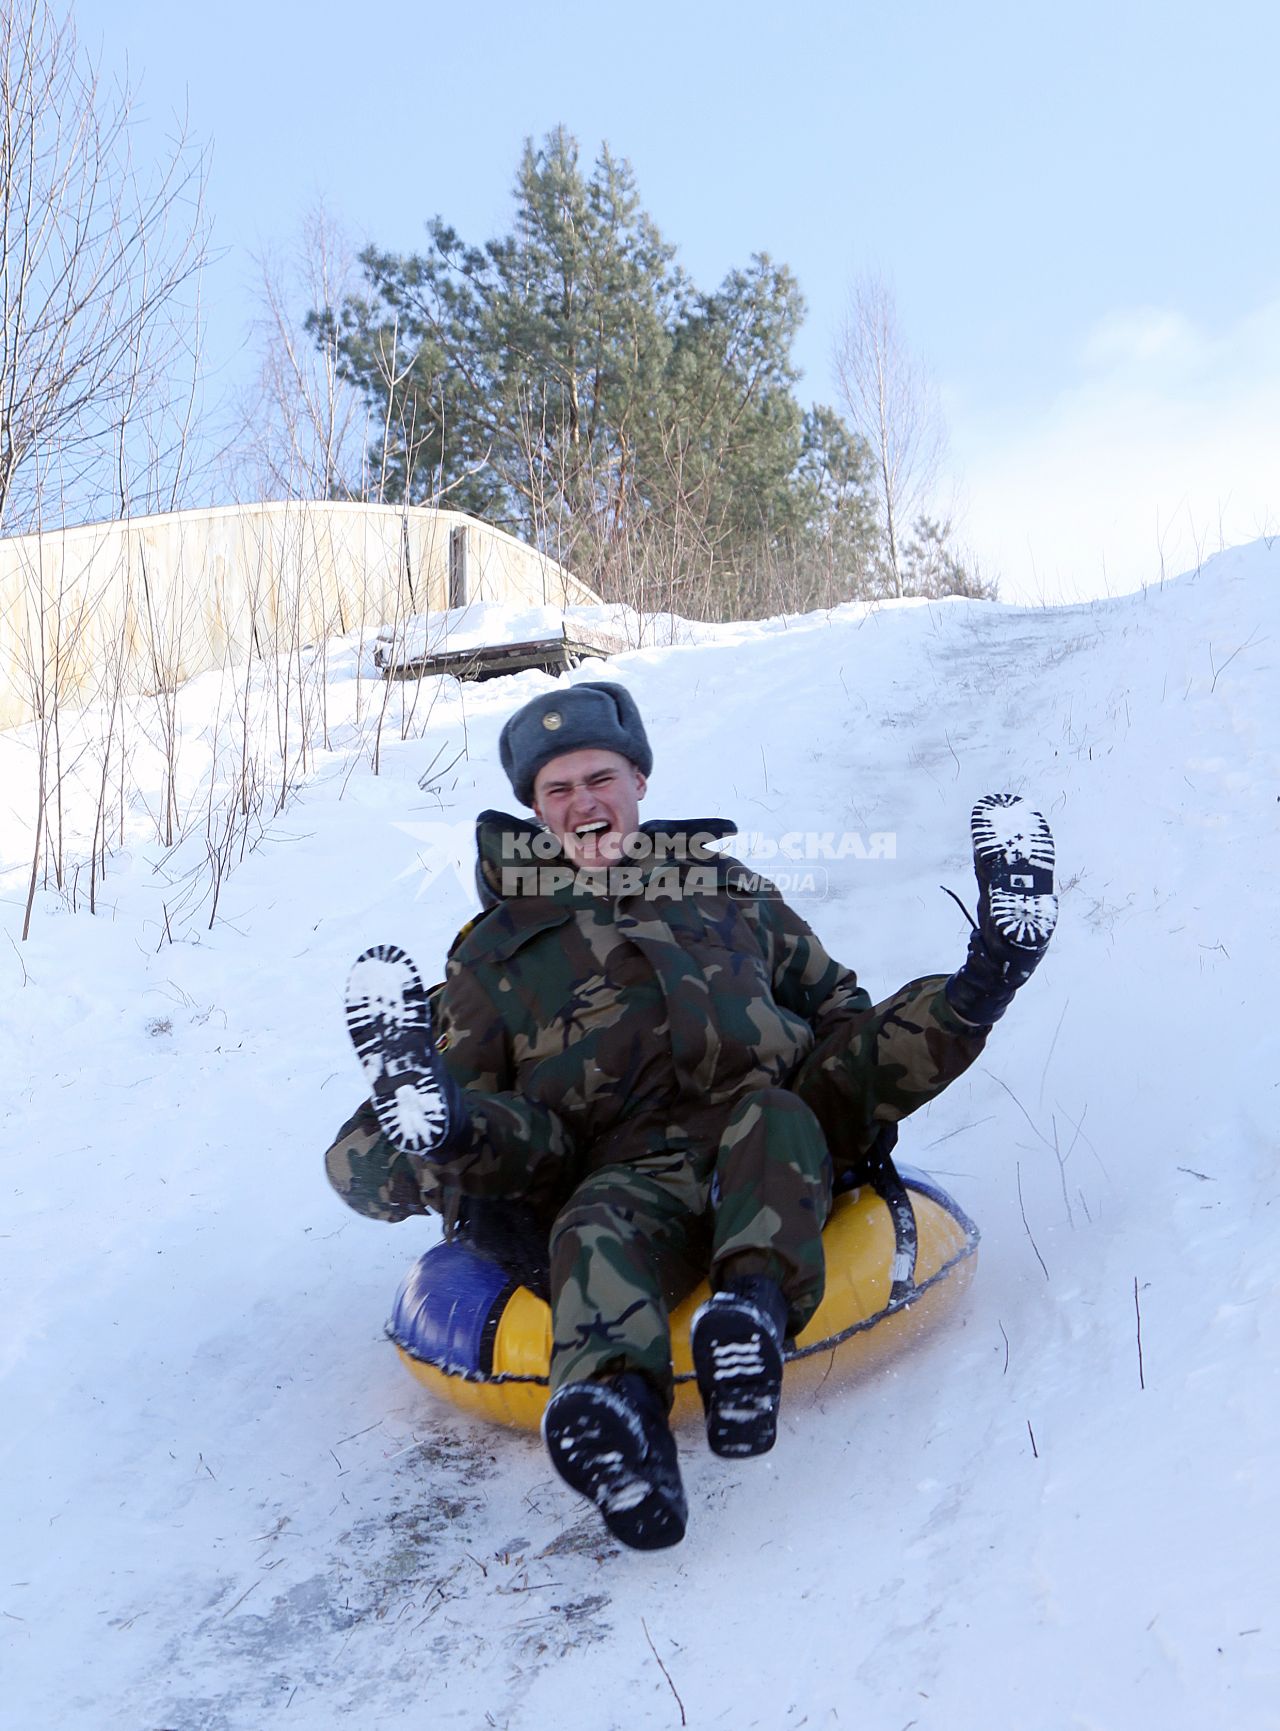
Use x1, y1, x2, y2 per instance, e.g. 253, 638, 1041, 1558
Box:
690, 1275, 788, 1459
345, 944, 468, 1156
945, 794, 1058, 1026
542, 1373, 687, 1551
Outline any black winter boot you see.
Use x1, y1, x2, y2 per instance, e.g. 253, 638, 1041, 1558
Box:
691, 1275, 789, 1459
454, 1197, 552, 1302
945, 794, 1058, 1027
345, 944, 470, 1156
542, 1373, 687, 1550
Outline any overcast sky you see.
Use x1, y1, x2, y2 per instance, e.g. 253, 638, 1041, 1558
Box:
75, 0, 1280, 604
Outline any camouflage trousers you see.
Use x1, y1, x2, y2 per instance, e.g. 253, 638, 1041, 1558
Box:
324, 973, 986, 1408
548, 1088, 826, 1401
548, 974, 985, 1403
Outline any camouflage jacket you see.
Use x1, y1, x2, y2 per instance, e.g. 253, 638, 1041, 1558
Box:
424, 812, 873, 1205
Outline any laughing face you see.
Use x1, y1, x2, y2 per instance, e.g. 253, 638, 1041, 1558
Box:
531, 748, 647, 865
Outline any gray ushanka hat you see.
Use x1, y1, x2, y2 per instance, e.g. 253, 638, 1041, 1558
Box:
499, 681, 653, 806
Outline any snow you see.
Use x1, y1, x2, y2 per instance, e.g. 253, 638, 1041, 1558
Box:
2, 545, 1278, 1730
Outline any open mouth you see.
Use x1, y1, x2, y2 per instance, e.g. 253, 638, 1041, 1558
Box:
574, 820, 611, 841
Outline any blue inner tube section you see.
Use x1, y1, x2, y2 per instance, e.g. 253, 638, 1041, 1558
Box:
388, 1241, 515, 1378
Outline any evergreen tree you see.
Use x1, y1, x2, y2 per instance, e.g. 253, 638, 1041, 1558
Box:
315, 128, 883, 614
898, 515, 996, 600
794, 404, 880, 581
316, 129, 684, 537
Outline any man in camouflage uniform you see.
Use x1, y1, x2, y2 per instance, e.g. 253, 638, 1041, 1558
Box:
327, 683, 1056, 1550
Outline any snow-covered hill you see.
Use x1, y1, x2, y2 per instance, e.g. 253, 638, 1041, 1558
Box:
2, 546, 1277, 1730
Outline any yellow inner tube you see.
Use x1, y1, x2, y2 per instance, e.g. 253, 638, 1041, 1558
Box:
392, 1172, 977, 1431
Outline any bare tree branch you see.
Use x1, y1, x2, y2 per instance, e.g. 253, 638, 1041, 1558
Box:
832, 274, 946, 598
232, 202, 371, 503
0, 0, 210, 533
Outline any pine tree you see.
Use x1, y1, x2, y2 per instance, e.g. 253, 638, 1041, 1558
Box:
315, 128, 881, 616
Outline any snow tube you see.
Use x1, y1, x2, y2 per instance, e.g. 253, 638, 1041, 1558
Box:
388, 1166, 979, 1432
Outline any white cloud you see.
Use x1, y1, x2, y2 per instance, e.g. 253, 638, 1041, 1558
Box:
1080, 307, 1202, 373
948, 298, 1280, 605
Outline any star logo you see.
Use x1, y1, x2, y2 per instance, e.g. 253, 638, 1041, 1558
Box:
391, 820, 478, 901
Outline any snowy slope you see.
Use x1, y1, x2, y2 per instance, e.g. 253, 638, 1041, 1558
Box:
2, 547, 1277, 1731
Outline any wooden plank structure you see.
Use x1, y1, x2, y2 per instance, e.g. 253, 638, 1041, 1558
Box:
375, 624, 626, 684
